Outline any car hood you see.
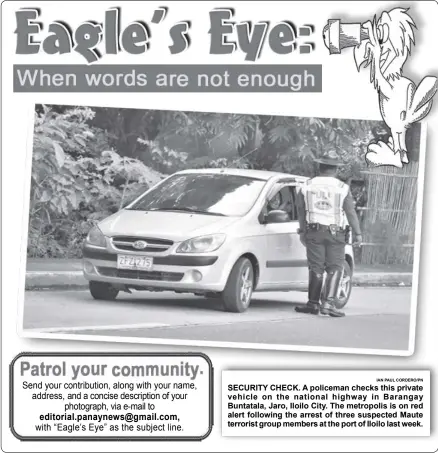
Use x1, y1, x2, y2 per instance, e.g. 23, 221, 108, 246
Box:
98, 210, 240, 240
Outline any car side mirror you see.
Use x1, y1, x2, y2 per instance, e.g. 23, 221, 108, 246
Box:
264, 209, 290, 224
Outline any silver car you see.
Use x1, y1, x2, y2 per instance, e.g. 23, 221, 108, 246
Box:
83, 168, 354, 312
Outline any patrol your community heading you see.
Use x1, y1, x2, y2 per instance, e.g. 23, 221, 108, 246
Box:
15, 8, 316, 63
20, 361, 201, 380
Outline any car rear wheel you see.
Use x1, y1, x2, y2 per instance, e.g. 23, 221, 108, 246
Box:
334, 260, 353, 309
89, 281, 119, 301
222, 257, 254, 313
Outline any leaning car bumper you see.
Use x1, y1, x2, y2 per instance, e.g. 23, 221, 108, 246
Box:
82, 245, 231, 293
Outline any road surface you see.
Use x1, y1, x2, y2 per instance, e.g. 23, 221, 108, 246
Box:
22, 287, 412, 351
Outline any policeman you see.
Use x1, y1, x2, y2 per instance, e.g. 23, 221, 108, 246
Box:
295, 150, 362, 317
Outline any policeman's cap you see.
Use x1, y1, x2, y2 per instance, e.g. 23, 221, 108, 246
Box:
314, 149, 345, 167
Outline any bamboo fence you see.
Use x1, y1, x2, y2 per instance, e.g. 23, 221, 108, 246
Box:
358, 162, 418, 265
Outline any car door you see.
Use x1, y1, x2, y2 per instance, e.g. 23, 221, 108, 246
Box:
260, 183, 308, 290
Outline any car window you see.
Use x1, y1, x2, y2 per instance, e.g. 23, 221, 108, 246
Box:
127, 173, 267, 217
262, 185, 299, 221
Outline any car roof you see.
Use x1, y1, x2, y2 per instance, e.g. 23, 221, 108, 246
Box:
175, 168, 308, 183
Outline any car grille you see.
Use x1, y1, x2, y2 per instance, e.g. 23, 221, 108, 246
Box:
111, 236, 173, 253
97, 266, 184, 282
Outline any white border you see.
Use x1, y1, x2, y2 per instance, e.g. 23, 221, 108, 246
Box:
408, 122, 427, 354
17, 104, 427, 358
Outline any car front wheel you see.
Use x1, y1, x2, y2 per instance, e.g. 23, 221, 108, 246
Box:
89, 281, 119, 301
222, 257, 254, 313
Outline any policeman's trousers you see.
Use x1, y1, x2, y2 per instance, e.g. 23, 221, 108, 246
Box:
305, 229, 346, 276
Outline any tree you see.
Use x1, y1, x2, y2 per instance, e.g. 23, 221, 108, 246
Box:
28, 106, 163, 258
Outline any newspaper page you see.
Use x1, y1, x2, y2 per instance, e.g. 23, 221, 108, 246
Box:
1, 1, 437, 452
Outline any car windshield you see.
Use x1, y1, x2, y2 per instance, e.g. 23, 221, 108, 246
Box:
127, 173, 266, 217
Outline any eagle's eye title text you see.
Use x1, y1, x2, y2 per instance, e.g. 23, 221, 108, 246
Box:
15, 7, 316, 63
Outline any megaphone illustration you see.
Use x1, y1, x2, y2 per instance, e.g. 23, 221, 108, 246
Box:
323, 19, 369, 54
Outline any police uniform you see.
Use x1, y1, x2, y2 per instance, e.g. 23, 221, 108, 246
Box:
295, 153, 362, 317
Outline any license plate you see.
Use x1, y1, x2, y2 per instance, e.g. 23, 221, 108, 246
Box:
117, 255, 153, 270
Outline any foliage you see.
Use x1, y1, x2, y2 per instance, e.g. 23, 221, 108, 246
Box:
137, 138, 189, 173
141, 110, 385, 181
261, 116, 385, 180
189, 156, 252, 169
28, 106, 162, 258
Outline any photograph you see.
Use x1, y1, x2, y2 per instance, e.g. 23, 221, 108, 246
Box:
22, 104, 423, 353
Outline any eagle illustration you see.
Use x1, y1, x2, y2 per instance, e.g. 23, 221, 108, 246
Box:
327, 8, 438, 168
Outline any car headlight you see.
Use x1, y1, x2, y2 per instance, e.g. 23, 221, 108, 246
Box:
86, 226, 107, 248
176, 234, 226, 253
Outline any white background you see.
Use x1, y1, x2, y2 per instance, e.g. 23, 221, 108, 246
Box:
222, 370, 430, 436
12, 355, 211, 438
2, 1, 438, 451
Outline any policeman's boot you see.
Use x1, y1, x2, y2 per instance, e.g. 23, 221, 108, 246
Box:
320, 276, 328, 305
295, 271, 323, 315
320, 270, 345, 317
